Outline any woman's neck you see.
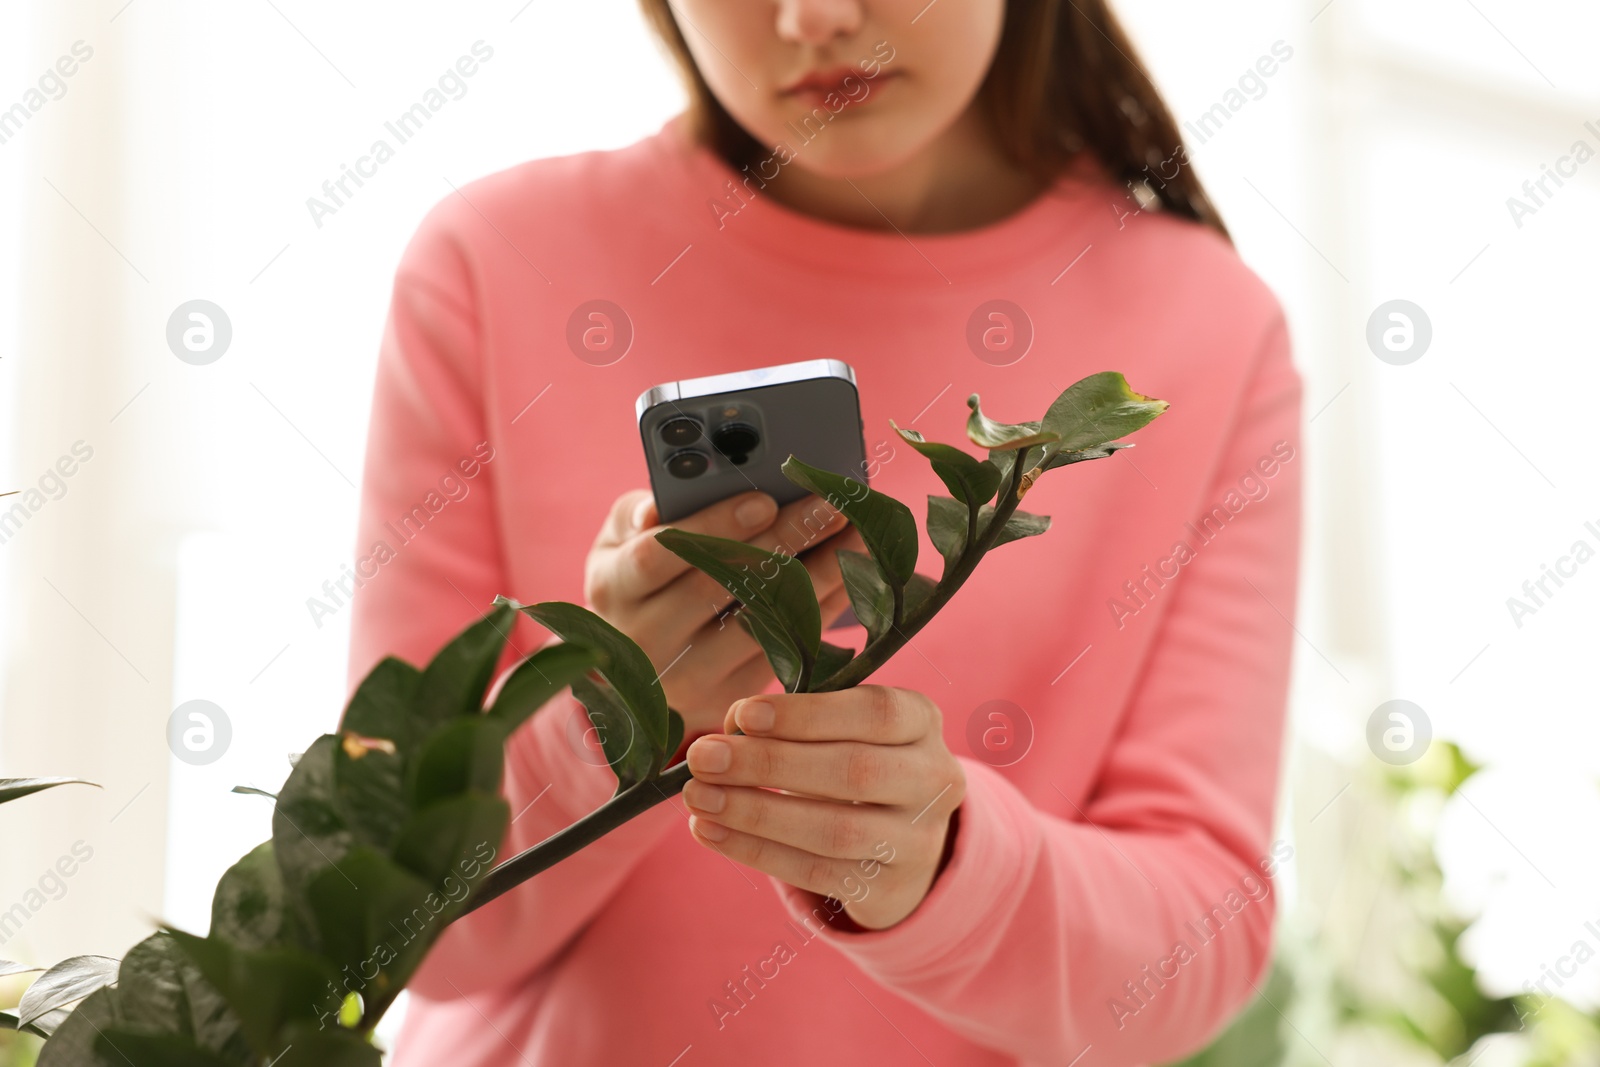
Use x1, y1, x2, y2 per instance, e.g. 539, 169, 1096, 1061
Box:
757, 105, 1047, 235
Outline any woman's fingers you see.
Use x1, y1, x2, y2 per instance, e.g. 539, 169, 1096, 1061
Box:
683, 781, 904, 861
584, 487, 876, 725
670, 566, 859, 695
685, 735, 922, 806
593, 489, 655, 549
686, 818, 894, 903
720, 686, 934, 745
599, 491, 847, 610
596, 489, 782, 602
683, 684, 967, 931
653, 501, 850, 612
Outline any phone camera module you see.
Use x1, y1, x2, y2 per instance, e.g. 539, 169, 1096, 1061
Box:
659, 417, 702, 447
665, 449, 710, 479
710, 422, 760, 466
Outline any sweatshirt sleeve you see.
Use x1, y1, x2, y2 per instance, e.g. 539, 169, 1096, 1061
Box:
772, 311, 1303, 1066
346, 204, 679, 999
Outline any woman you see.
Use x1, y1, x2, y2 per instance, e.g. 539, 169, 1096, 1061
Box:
350, 0, 1302, 1063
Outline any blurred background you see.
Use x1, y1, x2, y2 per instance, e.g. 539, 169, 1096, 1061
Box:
0, 0, 1596, 1063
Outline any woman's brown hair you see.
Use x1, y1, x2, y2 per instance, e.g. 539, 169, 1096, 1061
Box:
637, 0, 1229, 240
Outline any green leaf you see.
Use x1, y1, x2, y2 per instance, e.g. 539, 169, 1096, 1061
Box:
0, 778, 98, 805
271, 736, 354, 920
664, 709, 685, 764
268, 1021, 383, 1067
18, 955, 119, 1029
836, 549, 894, 641
486, 640, 606, 736
570, 674, 653, 787
926, 496, 971, 567
655, 530, 822, 690
733, 609, 804, 692
813, 642, 856, 684
391, 791, 507, 900
904, 573, 938, 617
1039, 441, 1134, 472
115, 933, 251, 1062
35, 987, 123, 1067
889, 421, 1003, 509
989, 439, 1131, 490
333, 741, 408, 854
406, 718, 503, 810
1037, 372, 1168, 467
780, 456, 918, 589
230, 785, 277, 800
965, 394, 1061, 451
984, 507, 1051, 548
412, 600, 516, 730
833, 551, 940, 645
305, 846, 439, 1007
210, 843, 293, 950
163, 929, 339, 1055
507, 599, 669, 758
92, 1031, 239, 1067
338, 657, 422, 749
329, 656, 419, 860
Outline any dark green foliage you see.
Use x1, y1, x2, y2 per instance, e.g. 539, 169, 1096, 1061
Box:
889, 420, 1003, 510
34, 607, 602, 1065
780, 456, 919, 590
655, 530, 823, 691
510, 599, 672, 756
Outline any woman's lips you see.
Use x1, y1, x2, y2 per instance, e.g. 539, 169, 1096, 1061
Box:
780, 68, 898, 109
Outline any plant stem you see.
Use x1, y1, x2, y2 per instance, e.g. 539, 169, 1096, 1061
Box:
811, 450, 1029, 692
461, 449, 1031, 918
461, 766, 693, 917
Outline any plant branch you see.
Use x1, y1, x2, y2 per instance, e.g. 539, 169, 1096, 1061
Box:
465, 446, 1034, 918
462, 765, 694, 918
811, 449, 1029, 693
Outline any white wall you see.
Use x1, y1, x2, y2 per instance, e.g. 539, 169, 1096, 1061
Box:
0, 0, 683, 968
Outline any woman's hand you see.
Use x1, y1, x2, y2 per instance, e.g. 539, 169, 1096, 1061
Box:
584, 488, 862, 735
682, 685, 967, 931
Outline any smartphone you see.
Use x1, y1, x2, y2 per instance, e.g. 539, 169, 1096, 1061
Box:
637, 359, 867, 632
636, 359, 867, 524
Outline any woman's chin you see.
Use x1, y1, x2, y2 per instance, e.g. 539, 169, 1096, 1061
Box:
769, 132, 931, 183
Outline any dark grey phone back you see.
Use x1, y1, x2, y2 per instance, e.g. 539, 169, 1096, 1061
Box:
637, 360, 867, 524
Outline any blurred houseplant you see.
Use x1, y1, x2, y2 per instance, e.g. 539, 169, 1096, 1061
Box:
1, 374, 1172, 1064
1165, 742, 1600, 1067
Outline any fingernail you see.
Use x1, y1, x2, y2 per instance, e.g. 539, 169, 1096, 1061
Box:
691, 815, 729, 842
735, 494, 777, 528
688, 737, 732, 774
632, 497, 653, 530
735, 699, 775, 734
685, 781, 726, 814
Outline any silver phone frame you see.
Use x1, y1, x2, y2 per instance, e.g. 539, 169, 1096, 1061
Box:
634, 359, 857, 424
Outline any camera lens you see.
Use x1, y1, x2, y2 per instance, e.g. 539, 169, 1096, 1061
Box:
710, 422, 760, 465
665, 449, 709, 479
659, 417, 702, 447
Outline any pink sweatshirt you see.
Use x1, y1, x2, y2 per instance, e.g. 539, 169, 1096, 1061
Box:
349, 115, 1302, 1067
